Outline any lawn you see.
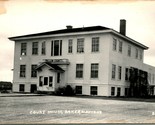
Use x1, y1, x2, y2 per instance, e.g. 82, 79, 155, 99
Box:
0, 95, 155, 124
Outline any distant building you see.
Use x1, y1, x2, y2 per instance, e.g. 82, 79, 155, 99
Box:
9, 20, 155, 96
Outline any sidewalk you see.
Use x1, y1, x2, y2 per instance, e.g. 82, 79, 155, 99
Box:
0, 93, 45, 97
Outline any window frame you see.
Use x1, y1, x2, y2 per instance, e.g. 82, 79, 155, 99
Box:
91, 63, 99, 78
128, 45, 131, 57
76, 64, 84, 78
118, 66, 122, 80
118, 40, 123, 53
31, 65, 37, 78
68, 39, 73, 54
135, 48, 138, 59
90, 86, 98, 95
21, 43, 27, 56
113, 38, 117, 51
112, 64, 116, 79
20, 65, 26, 78
75, 86, 82, 94
32, 42, 38, 55
111, 87, 115, 96
92, 37, 99, 52
77, 38, 84, 53
51, 40, 62, 56
41, 41, 46, 55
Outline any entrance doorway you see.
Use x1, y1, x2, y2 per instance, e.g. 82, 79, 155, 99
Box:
30, 84, 37, 93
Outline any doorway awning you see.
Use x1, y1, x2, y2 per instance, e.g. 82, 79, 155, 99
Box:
36, 62, 65, 72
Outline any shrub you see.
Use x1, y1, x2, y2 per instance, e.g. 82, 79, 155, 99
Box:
55, 85, 75, 96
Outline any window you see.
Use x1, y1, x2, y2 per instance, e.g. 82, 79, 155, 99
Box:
75, 86, 82, 94
118, 66, 122, 80
44, 77, 48, 85
76, 64, 83, 78
125, 68, 130, 81
119, 41, 123, 53
31, 65, 37, 78
39, 76, 43, 86
20, 65, 26, 77
41, 41, 46, 55
19, 84, 25, 92
128, 45, 131, 57
21, 43, 27, 56
91, 63, 99, 78
32, 42, 38, 55
139, 50, 143, 60
113, 38, 117, 51
112, 64, 116, 79
117, 87, 121, 96
125, 88, 128, 96
77, 38, 84, 53
51, 40, 62, 56
90, 86, 98, 95
57, 73, 60, 83
135, 48, 138, 59
49, 76, 53, 87
68, 39, 73, 53
111, 87, 115, 96
92, 37, 99, 52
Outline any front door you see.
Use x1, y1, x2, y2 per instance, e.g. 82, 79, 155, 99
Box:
30, 84, 37, 93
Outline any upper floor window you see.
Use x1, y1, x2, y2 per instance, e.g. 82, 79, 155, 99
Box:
128, 45, 131, 57
68, 39, 73, 53
31, 65, 37, 78
20, 65, 26, 78
112, 64, 116, 79
76, 64, 83, 78
119, 41, 123, 53
135, 48, 138, 59
125, 68, 130, 81
92, 37, 99, 52
51, 40, 62, 56
118, 66, 122, 80
41, 41, 46, 55
113, 38, 117, 51
77, 38, 84, 53
91, 63, 99, 78
139, 50, 143, 60
21, 43, 27, 56
32, 42, 38, 55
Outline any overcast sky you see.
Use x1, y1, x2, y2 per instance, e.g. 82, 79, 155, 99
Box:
0, 0, 155, 82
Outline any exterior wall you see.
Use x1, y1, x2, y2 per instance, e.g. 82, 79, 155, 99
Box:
108, 34, 145, 96
13, 33, 111, 95
12, 31, 155, 96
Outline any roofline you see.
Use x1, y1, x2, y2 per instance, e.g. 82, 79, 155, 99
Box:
9, 29, 148, 50
111, 30, 149, 50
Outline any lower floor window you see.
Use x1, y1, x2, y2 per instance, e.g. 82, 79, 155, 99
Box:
125, 88, 129, 96
39, 76, 43, 86
75, 86, 82, 94
49, 76, 53, 87
19, 84, 25, 92
90, 86, 98, 95
117, 87, 121, 96
111, 87, 115, 96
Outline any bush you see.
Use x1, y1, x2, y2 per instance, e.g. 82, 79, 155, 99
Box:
55, 85, 75, 96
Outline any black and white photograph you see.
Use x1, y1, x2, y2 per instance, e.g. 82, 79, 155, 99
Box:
0, 0, 155, 124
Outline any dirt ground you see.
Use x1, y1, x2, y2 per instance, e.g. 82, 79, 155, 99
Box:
0, 95, 155, 124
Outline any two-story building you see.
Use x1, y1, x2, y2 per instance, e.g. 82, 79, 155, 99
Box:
9, 19, 155, 96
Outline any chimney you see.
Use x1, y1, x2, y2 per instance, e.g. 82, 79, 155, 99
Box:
66, 25, 73, 29
120, 19, 126, 35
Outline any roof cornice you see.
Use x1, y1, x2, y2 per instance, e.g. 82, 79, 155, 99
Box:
8, 28, 148, 50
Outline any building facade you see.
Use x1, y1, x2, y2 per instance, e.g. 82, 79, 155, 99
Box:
9, 20, 155, 96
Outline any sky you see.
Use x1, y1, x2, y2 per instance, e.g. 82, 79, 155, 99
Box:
0, 0, 155, 82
